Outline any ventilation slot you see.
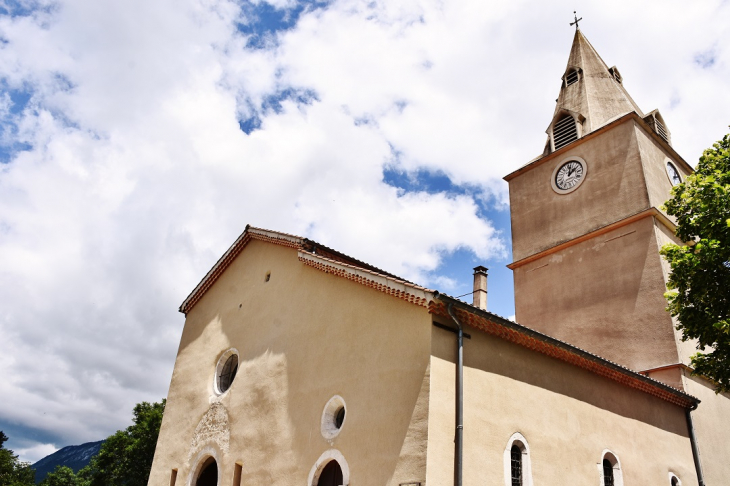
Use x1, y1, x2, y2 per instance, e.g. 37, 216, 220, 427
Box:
553, 116, 578, 150
654, 118, 669, 143
565, 70, 579, 86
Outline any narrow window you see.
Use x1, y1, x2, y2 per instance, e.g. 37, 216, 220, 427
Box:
602, 459, 614, 486
233, 463, 243, 486
504, 433, 532, 486
670, 475, 680, 486
510, 445, 522, 486
169, 469, 178, 486
553, 115, 578, 150
600, 451, 622, 486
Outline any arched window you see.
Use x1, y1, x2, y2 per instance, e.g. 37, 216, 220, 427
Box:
504, 433, 532, 486
669, 473, 681, 486
317, 460, 343, 486
602, 459, 614, 486
308, 449, 350, 486
552, 114, 578, 150
510, 445, 522, 486
565, 68, 579, 86
195, 457, 217, 486
599, 451, 623, 486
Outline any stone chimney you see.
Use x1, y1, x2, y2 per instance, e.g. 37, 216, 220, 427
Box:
473, 266, 488, 310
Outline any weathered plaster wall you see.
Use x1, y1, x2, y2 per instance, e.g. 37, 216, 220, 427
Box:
148, 240, 432, 486
681, 374, 730, 486
635, 123, 692, 218
427, 321, 698, 486
513, 216, 678, 371
653, 221, 699, 366
509, 119, 650, 262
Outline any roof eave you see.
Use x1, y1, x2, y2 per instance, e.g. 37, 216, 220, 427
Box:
432, 292, 700, 409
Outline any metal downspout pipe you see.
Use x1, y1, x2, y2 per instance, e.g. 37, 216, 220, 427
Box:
446, 303, 463, 486
686, 404, 705, 486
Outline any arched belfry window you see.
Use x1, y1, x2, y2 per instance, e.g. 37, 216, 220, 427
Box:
599, 451, 623, 486
504, 433, 533, 486
552, 114, 579, 151
565, 68, 580, 86
643, 110, 671, 145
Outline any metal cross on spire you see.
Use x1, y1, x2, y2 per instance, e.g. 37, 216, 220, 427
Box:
570, 11, 582, 30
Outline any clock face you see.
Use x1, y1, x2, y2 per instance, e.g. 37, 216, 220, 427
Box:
555, 160, 584, 191
666, 161, 681, 186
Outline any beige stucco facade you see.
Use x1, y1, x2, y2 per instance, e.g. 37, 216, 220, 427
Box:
148, 230, 702, 486
428, 322, 697, 486
149, 239, 432, 486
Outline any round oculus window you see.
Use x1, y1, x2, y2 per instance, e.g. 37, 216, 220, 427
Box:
215, 349, 238, 395
321, 395, 347, 440
551, 156, 588, 194
666, 161, 682, 186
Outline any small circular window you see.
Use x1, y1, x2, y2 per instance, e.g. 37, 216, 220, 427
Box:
214, 349, 238, 395
321, 395, 346, 440
666, 161, 682, 186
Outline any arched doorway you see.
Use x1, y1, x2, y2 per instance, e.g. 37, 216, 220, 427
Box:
196, 457, 218, 486
317, 460, 343, 486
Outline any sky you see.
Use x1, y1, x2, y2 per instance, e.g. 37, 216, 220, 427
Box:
0, 0, 729, 463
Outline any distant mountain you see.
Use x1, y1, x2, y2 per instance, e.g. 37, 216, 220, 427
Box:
32, 440, 104, 483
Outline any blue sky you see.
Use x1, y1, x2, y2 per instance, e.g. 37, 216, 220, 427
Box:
0, 0, 729, 463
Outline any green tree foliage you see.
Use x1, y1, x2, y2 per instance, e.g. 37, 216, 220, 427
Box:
0, 431, 36, 486
79, 399, 166, 486
39, 466, 80, 486
661, 131, 730, 392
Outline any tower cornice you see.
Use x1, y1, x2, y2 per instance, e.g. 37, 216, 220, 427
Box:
504, 111, 692, 182
507, 206, 676, 270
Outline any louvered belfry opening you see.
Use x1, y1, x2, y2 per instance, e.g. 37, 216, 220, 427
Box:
565, 69, 579, 86
654, 117, 669, 143
552, 115, 578, 150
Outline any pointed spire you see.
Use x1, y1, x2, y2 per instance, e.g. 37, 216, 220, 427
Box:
548, 30, 643, 145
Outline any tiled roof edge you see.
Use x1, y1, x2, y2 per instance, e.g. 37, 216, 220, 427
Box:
179, 226, 304, 314
431, 293, 700, 409
298, 251, 434, 308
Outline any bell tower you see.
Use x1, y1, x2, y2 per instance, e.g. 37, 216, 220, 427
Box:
504, 29, 694, 378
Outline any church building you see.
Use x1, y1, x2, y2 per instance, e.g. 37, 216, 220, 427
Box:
148, 29, 728, 486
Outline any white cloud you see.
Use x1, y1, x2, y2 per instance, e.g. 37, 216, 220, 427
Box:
17, 443, 58, 464
0, 0, 728, 454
